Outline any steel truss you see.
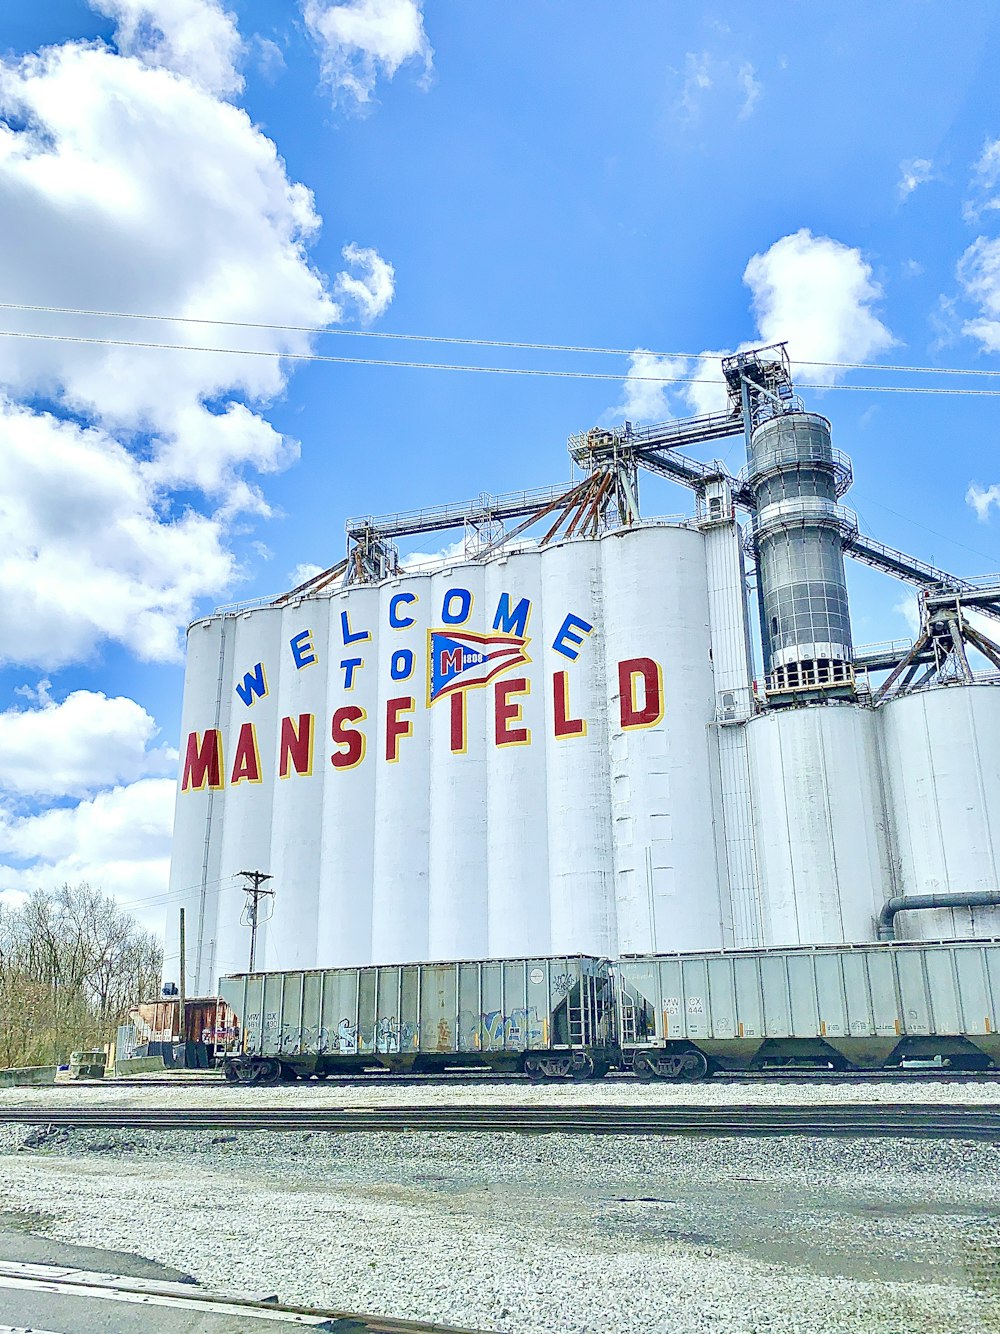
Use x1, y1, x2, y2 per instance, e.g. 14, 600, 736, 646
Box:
873, 596, 1000, 702
268, 343, 1000, 696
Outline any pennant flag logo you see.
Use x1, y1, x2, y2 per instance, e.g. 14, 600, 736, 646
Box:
428, 629, 531, 704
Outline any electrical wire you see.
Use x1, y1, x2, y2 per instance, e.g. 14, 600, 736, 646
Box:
861, 496, 999, 566
3, 326, 1000, 395
110, 874, 238, 914
2, 301, 1000, 378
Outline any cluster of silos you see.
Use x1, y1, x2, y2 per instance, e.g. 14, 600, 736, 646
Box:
736, 410, 1000, 947
165, 411, 1000, 992
168, 525, 730, 994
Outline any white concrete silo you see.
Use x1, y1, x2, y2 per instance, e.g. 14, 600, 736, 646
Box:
745, 703, 891, 945
879, 683, 1000, 939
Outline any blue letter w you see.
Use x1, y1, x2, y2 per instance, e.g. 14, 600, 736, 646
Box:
235, 662, 268, 707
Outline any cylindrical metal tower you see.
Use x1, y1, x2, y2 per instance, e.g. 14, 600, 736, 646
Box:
747, 412, 856, 694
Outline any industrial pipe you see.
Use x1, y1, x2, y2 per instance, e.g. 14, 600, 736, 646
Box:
877, 892, 1000, 941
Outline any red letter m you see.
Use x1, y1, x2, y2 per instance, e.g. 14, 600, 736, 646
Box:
440, 647, 463, 676
182, 730, 223, 791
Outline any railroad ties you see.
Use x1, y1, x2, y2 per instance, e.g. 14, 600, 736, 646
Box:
3, 1104, 1000, 1141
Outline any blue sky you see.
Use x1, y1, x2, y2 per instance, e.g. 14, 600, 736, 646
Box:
2, 0, 1000, 931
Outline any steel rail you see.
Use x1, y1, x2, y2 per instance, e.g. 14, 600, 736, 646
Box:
3, 1104, 999, 1140
0, 1259, 482, 1332
91, 1069, 1000, 1088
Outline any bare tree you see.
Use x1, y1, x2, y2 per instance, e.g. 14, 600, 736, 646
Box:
0, 883, 163, 1068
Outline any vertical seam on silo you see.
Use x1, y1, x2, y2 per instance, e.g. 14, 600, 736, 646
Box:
869, 696, 899, 915
741, 723, 765, 947
817, 714, 846, 942
773, 718, 802, 943
196, 616, 226, 987
966, 690, 998, 933
924, 700, 948, 934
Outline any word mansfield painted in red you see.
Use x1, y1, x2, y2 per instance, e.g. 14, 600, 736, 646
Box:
181, 658, 664, 792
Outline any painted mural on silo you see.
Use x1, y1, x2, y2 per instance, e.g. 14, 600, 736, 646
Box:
166, 524, 725, 993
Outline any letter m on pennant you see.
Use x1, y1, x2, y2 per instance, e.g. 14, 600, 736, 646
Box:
235, 662, 268, 707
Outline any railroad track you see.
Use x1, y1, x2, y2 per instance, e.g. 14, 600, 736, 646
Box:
0, 1258, 481, 1332
3, 1103, 1000, 1139
103, 1068, 1000, 1088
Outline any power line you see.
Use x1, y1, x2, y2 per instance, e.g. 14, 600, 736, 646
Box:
861, 496, 999, 567
2, 301, 1000, 379
237, 870, 273, 973
104, 874, 238, 915
2, 326, 1000, 396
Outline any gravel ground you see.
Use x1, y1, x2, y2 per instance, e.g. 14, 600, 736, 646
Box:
2, 1121, 1000, 1333
2, 1072, 1000, 1108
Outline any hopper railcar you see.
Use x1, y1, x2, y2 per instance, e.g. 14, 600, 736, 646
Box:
617, 939, 1000, 1079
219, 954, 617, 1084
219, 939, 1000, 1083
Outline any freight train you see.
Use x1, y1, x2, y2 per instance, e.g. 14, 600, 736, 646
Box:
217, 938, 1000, 1084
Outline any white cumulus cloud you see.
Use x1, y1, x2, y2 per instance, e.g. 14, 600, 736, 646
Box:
0, 778, 176, 929
744, 229, 896, 379
964, 137, 1000, 223
303, 0, 433, 106
616, 231, 895, 423
617, 352, 691, 422
0, 684, 175, 799
898, 157, 935, 200
737, 63, 761, 120
0, 35, 336, 496
402, 537, 470, 571
0, 399, 235, 668
967, 482, 1000, 522
92, 0, 244, 96
676, 52, 762, 124
0, 12, 395, 667
287, 562, 327, 587
335, 242, 396, 323
893, 593, 921, 636
958, 235, 1000, 353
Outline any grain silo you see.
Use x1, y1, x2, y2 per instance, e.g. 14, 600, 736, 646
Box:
165, 344, 1000, 993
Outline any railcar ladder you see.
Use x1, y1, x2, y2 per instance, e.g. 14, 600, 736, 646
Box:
619, 990, 639, 1046
567, 988, 586, 1047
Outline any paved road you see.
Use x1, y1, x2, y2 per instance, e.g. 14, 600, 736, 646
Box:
0, 1224, 454, 1332
0, 1228, 251, 1332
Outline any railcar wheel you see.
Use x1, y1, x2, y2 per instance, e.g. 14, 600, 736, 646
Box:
523, 1056, 545, 1083
255, 1058, 282, 1085
631, 1053, 656, 1082
222, 1059, 240, 1083
680, 1051, 709, 1081
570, 1054, 595, 1081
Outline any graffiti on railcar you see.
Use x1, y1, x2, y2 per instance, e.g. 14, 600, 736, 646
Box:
337, 1018, 359, 1053
243, 1002, 552, 1057
458, 1006, 545, 1051
200, 1024, 239, 1044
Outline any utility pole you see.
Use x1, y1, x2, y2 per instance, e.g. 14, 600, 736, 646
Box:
237, 871, 274, 973
178, 907, 187, 1062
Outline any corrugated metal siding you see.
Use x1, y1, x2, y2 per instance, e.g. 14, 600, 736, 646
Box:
619, 942, 1000, 1042
221, 955, 609, 1059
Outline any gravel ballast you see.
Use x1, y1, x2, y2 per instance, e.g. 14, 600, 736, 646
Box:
2, 1072, 1000, 1108
1, 1118, 999, 1333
